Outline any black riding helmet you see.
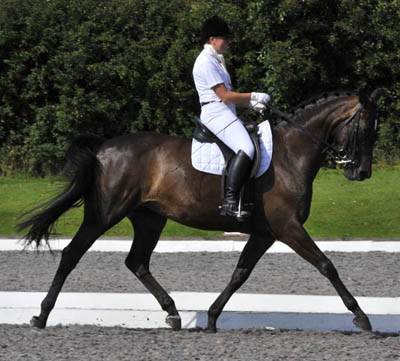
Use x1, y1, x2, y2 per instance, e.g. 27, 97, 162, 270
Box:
200, 16, 233, 44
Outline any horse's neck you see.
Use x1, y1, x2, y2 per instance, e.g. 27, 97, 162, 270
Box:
305, 99, 358, 140
277, 98, 358, 181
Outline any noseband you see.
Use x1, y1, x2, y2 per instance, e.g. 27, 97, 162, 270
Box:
265, 103, 364, 165
332, 107, 363, 165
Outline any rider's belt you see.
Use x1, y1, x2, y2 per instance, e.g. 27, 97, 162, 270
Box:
201, 100, 222, 107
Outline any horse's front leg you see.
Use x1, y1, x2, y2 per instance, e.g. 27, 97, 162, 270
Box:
206, 233, 275, 332
281, 221, 372, 332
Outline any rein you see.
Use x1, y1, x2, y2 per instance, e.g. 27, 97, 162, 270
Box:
265, 103, 362, 164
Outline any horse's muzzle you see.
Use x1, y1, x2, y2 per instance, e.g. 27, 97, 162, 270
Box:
344, 165, 371, 181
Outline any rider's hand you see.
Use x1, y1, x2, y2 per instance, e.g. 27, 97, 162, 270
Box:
249, 100, 266, 113
251, 92, 271, 104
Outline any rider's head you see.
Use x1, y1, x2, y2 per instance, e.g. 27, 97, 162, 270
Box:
200, 16, 233, 44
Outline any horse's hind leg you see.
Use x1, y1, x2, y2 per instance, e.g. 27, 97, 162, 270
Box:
30, 220, 106, 329
206, 232, 275, 332
282, 223, 372, 332
125, 209, 181, 330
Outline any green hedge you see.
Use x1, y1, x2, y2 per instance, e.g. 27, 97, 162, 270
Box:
1, 0, 399, 175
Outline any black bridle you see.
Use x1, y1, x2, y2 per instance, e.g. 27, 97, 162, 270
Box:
265, 103, 363, 165
331, 106, 363, 165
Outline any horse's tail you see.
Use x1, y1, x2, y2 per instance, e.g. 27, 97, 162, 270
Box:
17, 134, 106, 248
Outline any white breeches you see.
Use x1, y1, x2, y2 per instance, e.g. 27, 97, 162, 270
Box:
203, 117, 255, 159
200, 103, 255, 159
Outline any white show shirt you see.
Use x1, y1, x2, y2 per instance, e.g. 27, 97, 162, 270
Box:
193, 48, 233, 103
192, 48, 237, 124
192, 46, 254, 159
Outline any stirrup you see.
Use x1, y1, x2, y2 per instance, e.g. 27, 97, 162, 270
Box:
219, 196, 251, 222
219, 204, 251, 219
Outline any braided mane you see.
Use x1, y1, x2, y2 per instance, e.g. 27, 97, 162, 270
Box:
268, 91, 357, 127
289, 91, 356, 117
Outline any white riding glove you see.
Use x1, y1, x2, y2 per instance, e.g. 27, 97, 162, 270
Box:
251, 92, 271, 104
249, 100, 266, 114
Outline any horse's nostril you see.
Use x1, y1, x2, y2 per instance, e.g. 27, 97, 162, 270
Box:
359, 169, 371, 180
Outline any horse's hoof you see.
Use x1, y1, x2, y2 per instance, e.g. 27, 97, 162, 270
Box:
203, 326, 217, 333
30, 316, 46, 329
166, 315, 181, 331
188, 327, 203, 333
353, 315, 372, 332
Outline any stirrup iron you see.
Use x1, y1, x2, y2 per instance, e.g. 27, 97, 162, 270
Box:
219, 189, 251, 222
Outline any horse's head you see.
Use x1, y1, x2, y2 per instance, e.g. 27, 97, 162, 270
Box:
332, 88, 382, 181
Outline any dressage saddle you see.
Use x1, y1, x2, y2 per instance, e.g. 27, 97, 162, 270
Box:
193, 118, 262, 217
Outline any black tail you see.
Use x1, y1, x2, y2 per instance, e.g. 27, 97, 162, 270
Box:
17, 134, 106, 247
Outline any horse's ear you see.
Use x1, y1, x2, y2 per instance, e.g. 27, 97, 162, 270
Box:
370, 88, 384, 104
358, 87, 383, 106
358, 87, 371, 106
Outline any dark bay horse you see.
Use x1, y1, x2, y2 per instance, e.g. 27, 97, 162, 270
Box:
18, 89, 382, 332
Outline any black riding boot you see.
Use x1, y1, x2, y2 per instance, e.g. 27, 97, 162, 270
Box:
219, 150, 253, 220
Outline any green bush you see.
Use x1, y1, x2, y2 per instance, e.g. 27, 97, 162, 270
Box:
0, 0, 399, 175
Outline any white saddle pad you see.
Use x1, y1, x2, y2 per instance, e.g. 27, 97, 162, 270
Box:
191, 120, 273, 178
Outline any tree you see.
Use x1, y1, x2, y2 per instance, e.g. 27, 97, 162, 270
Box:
0, 0, 399, 174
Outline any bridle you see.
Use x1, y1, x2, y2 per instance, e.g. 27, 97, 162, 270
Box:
331, 106, 363, 165
265, 103, 365, 165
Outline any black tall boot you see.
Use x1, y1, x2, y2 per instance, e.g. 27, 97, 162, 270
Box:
219, 150, 253, 220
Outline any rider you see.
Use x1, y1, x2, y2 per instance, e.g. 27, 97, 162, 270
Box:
192, 16, 271, 219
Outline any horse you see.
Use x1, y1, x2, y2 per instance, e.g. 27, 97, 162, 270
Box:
18, 88, 382, 332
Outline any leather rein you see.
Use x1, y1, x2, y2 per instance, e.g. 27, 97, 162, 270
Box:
265, 103, 363, 165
